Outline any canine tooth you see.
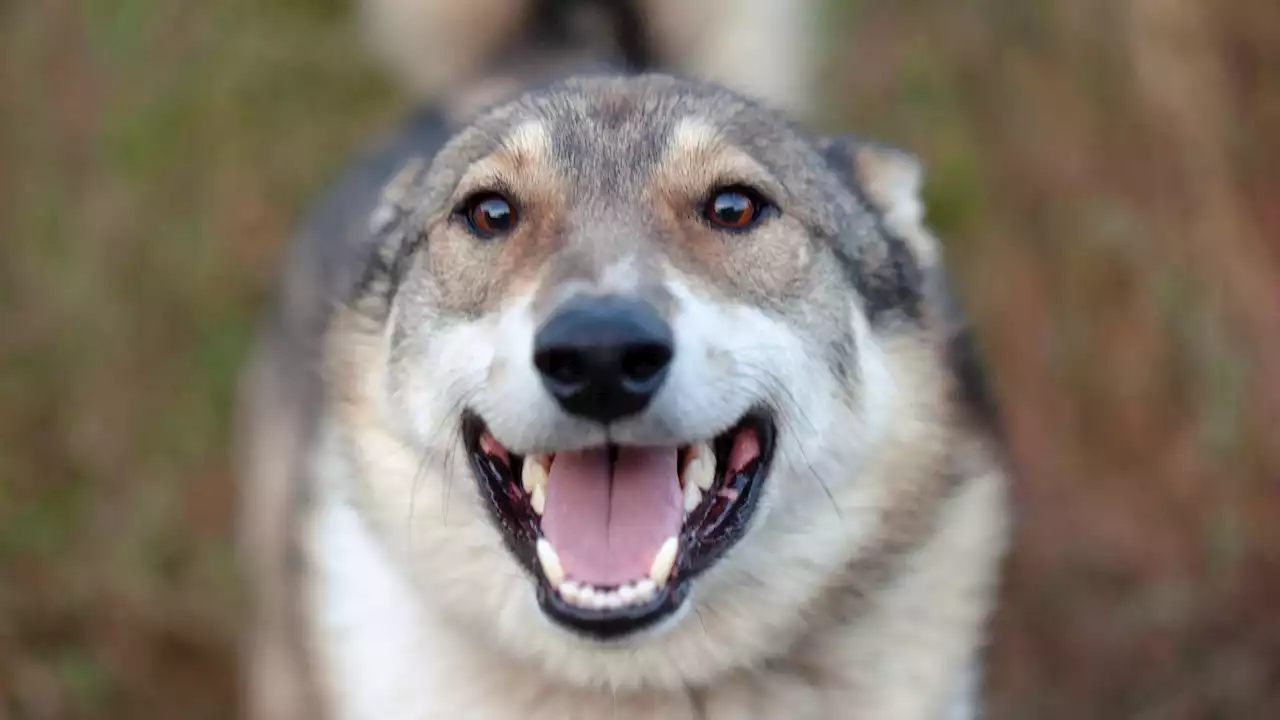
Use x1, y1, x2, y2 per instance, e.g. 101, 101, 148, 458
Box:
649, 537, 679, 586
522, 456, 548, 493
685, 446, 716, 491
530, 483, 546, 515
634, 579, 656, 602
480, 432, 508, 463
683, 480, 702, 513
536, 539, 565, 587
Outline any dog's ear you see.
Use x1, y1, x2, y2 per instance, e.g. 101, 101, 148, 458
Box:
821, 136, 930, 255
818, 134, 963, 328
819, 135, 1001, 429
817, 134, 946, 324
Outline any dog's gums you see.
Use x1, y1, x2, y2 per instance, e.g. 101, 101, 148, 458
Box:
463, 413, 776, 640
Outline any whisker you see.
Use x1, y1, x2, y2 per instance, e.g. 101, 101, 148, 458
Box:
693, 607, 711, 641
717, 357, 844, 522
407, 446, 431, 544
439, 385, 479, 527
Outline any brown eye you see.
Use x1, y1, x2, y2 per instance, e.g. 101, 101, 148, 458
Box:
704, 187, 769, 231
462, 193, 517, 237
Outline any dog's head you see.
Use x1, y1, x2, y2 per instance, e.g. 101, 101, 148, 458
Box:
329, 74, 971, 689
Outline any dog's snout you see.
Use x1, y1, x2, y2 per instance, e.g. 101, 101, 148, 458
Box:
533, 295, 674, 424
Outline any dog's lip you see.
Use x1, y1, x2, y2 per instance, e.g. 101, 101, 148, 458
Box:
461, 409, 777, 641
536, 580, 685, 641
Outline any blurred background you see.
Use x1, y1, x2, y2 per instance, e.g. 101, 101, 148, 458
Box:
0, 0, 1276, 717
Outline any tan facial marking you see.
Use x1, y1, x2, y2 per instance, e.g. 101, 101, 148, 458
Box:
455, 120, 557, 200
425, 120, 569, 314
657, 118, 782, 201
649, 117, 810, 299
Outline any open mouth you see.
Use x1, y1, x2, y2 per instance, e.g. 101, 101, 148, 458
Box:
462, 412, 776, 640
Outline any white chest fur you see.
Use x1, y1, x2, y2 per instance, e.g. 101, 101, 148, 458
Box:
309, 497, 443, 719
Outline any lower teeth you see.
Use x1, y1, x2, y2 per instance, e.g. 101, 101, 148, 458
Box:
538, 536, 678, 611
558, 578, 656, 610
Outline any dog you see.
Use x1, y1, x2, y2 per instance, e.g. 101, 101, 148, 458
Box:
234, 1, 1011, 718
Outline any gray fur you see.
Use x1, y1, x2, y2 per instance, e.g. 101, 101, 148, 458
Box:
237, 5, 1009, 719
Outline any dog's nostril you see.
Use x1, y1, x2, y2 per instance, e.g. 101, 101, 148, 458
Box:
536, 347, 589, 388
532, 295, 675, 424
620, 343, 673, 384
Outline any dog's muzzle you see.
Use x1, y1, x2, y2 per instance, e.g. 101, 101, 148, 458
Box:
462, 293, 777, 640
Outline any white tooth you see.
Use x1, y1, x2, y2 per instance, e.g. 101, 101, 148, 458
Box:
634, 579, 656, 602
530, 483, 546, 515
522, 456, 548, 493
617, 584, 637, 605
560, 580, 582, 603
648, 537, 679, 586
686, 445, 716, 490
683, 480, 702, 513
582, 587, 610, 610
536, 539, 565, 587
603, 592, 623, 610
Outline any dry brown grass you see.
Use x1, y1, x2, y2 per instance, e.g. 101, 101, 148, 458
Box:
1, 0, 1276, 717
818, 1, 1280, 715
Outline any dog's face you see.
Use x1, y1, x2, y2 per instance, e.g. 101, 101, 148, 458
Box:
331, 74, 955, 689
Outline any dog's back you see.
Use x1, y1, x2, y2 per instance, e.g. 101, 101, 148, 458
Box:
236, 3, 826, 718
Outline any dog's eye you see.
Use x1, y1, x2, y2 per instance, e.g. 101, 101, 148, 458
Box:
704, 186, 769, 231
460, 193, 518, 237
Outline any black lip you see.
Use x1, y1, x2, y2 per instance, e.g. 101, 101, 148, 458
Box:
461, 410, 777, 641
678, 413, 776, 580
537, 582, 688, 641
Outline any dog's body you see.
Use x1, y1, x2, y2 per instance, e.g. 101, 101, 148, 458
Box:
236, 3, 1011, 718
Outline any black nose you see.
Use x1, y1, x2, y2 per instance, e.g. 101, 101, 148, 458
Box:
533, 295, 675, 424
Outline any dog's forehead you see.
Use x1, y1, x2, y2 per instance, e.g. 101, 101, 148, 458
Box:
443, 75, 825, 200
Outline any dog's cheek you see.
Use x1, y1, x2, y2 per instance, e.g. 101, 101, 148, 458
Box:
390, 312, 493, 450
824, 329, 859, 388
422, 228, 506, 315
721, 218, 812, 300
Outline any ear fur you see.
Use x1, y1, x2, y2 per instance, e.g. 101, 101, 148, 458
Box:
816, 135, 931, 327
819, 134, 1002, 431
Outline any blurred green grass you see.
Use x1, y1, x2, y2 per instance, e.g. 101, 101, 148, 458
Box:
1, 0, 1277, 718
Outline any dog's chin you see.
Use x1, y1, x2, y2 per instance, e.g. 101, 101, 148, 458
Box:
461, 410, 777, 642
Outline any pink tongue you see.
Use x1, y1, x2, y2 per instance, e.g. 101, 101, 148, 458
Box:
541, 447, 682, 587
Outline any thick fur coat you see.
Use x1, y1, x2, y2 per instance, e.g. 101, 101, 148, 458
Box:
235, 3, 1010, 719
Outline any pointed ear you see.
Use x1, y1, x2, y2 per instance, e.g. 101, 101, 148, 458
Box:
818, 134, 940, 282
819, 135, 1000, 429
818, 134, 960, 326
